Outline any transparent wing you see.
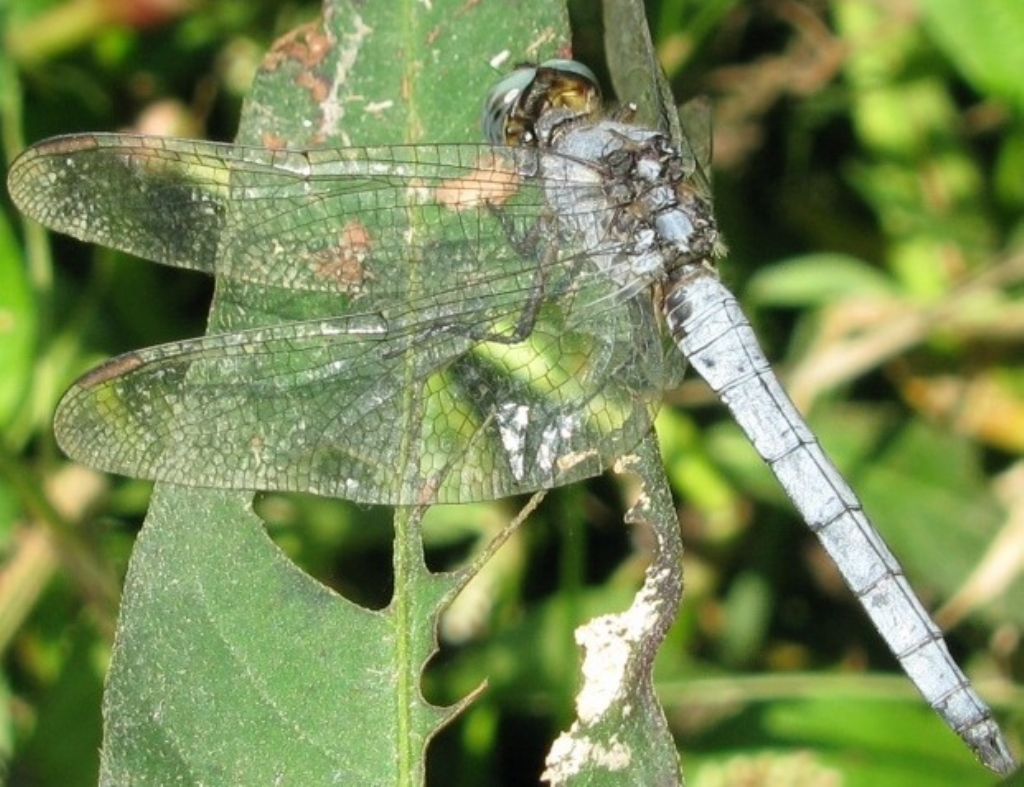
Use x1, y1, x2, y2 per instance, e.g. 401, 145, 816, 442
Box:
603, 0, 681, 140
7, 133, 613, 307
677, 96, 714, 203
601, 0, 711, 200
10, 133, 680, 502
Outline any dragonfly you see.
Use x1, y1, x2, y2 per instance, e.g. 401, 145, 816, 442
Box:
7, 59, 1016, 774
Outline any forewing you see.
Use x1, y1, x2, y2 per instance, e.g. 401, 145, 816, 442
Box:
603, 0, 681, 141
9, 134, 573, 303
602, 0, 712, 199
678, 96, 714, 202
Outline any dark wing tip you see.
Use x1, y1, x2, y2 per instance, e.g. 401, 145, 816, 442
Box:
7, 134, 101, 217
32, 134, 101, 157
75, 353, 146, 390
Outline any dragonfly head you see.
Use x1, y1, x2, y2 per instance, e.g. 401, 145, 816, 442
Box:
483, 59, 601, 147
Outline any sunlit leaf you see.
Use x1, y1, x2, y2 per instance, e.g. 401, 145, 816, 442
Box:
98, 1, 571, 783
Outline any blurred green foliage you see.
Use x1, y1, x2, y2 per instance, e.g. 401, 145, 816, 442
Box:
0, 0, 1021, 784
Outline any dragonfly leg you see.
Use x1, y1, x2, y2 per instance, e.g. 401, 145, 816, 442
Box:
474, 207, 560, 345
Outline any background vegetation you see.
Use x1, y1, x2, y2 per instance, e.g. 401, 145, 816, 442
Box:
1, 0, 1022, 784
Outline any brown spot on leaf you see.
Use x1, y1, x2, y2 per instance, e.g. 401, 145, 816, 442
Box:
296, 71, 330, 103
424, 0, 479, 47
261, 132, 287, 150
434, 154, 521, 211
525, 28, 557, 57
312, 220, 374, 295
77, 353, 145, 389
264, 22, 333, 72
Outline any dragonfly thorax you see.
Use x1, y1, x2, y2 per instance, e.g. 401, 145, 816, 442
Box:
543, 115, 720, 293
487, 61, 719, 290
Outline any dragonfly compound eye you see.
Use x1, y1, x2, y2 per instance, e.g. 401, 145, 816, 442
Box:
482, 66, 538, 146
482, 59, 601, 147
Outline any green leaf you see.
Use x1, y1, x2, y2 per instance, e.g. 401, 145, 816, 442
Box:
13, 628, 101, 787
101, 490, 459, 785
922, 0, 1024, 114
994, 132, 1024, 210
99, 1, 571, 784
0, 210, 36, 430
746, 253, 896, 308
763, 698, 1003, 786
684, 692, 1004, 787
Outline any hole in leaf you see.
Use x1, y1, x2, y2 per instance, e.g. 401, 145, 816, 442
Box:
255, 491, 394, 610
